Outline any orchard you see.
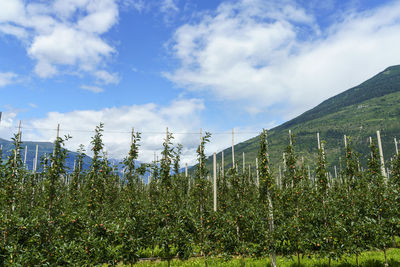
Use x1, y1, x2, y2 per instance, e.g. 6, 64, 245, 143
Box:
1, 124, 400, 266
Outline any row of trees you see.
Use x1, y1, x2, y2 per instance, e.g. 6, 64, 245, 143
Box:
0, 124, 400, 266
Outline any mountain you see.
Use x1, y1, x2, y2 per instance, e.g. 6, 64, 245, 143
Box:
203, 65, 400, 174
0, 138, 92, 172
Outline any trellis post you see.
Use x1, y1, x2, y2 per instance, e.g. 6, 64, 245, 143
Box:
213, 152, 217, 212
376, 130, 387, 178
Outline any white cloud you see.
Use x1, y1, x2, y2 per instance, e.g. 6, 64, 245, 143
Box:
0, 111, 18, 140
0, 0, 118, 79
122, 0, 146, 12
81, 85, 105, 93
159, 0, 179, 23
0, 24, 28, 39
160, 0, 179, 13
15, 99, 205, 164
166, 0, 400, 118
0, 72, 18, 87
0, 100, 271, 165
94, 70, 120, 84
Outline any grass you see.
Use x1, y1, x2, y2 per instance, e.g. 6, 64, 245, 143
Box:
129, 248, 400, 266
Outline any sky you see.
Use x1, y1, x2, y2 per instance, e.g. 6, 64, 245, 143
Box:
1, 0, 400, 164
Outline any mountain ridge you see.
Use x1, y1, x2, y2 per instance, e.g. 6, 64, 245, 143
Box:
203, 65, 400, 173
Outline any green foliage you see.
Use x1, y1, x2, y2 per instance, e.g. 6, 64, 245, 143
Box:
1, 125, 400, 266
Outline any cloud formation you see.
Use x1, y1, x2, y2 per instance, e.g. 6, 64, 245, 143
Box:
0, 0, 118, 80
81, 85, 105, 93
0, 72, 18, 87
167, 0, 400, 118
1, 98, 258, 165
18, 99, 206, 164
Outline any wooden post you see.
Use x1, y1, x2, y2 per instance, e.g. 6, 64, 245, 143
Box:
395, 138, 399, 155
255, 158, 259, 187
317, 132, 321, 150
334, 166, 337, 179
376, 130, 387, 178
289, 129, 292, 145
213, 152, 217, 212
344, 135, 347, 147
232, 128, 235, 168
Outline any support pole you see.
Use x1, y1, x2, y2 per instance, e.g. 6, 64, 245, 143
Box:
213, 152, 217, 212
376, 130, 387, 178
344, 135, 347, 147
34, 144, 38, 173
395, 138, 399, 155
24, 145, 27, 167
317, 132, 321, 150
222, 151, 224, 177
232, 128, 235, 168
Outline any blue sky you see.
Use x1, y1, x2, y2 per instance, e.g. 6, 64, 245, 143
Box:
1, 0, 400, 163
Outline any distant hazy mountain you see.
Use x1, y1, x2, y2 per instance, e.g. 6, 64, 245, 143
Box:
0, 138, 92, 171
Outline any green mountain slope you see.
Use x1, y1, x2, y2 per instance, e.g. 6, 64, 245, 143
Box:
204, 65, 400, 174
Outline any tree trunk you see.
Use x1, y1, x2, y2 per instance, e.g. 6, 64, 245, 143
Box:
267, 193, 277, 267
297, 251, 300, 267
384, 247, 388, 267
